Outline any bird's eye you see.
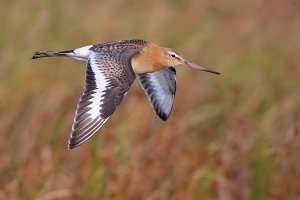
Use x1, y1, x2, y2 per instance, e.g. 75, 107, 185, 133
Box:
171, 54, 176, 58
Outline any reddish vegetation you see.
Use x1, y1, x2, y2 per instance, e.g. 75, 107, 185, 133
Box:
0, 0, 300, 199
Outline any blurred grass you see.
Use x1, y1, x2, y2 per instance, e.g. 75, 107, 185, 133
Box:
0, 0, 300, 199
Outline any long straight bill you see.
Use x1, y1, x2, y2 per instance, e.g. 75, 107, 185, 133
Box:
184, 60, 220, 75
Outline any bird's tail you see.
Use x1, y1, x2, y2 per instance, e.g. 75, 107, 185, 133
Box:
32, 50, 73, 59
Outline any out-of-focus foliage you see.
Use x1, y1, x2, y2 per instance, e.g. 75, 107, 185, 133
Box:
0, 0, 300, 199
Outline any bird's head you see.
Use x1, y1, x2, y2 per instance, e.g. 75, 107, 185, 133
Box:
162, 48, 220, 75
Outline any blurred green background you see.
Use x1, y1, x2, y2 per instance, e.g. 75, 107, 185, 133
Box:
1, 0, 300, 199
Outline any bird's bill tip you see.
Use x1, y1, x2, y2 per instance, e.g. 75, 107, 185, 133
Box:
183, 61, 220, 75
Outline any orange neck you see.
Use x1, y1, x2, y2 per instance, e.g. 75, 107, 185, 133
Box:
131, 43, 165, 74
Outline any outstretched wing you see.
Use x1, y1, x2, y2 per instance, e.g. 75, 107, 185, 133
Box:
69, 50, 137, 149
138, 67, 176, 121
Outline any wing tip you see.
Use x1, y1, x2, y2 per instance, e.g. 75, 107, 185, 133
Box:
67, 135, 90, 150
68, 144, 78, 150
158, 111, 170, 121
161, 116, 168, 121
68, 139, 81, 150
67, 117, 109, 150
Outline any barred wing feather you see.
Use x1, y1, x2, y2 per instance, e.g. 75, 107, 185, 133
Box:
138, 67, 176, 121
69, 50, 136, 149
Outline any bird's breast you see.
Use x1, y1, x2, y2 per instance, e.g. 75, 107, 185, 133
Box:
131, 46, 163, 74
131, 57, 158, 74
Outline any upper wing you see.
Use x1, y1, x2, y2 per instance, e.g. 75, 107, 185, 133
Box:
69, 50, 137, 149
138, 67, 176, 121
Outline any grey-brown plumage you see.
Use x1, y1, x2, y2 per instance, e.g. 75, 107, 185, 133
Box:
69, 49, 139, 149
32, 39, 220, 149
90, 40, 148, 51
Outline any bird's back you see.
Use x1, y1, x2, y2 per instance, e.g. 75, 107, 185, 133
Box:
90, 39, 149, 52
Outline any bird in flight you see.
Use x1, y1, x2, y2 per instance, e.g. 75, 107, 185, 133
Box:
32, 39, 220, 149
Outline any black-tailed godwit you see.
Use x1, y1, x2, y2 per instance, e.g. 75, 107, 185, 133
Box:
32, 39, 220, 149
